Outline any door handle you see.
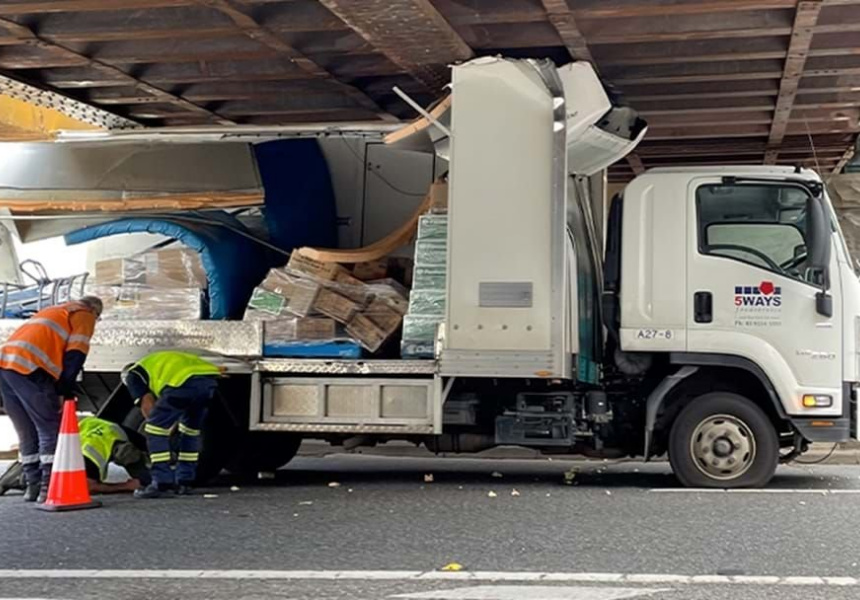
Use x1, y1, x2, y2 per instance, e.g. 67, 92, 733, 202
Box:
694, 291, 712, 323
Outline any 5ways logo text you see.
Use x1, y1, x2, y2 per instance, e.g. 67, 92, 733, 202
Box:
734, 281, 782, 307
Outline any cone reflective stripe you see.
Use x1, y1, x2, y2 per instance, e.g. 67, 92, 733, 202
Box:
37, 399, 101, 512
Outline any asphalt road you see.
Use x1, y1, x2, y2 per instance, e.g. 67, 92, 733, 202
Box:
1, 455, 860, 600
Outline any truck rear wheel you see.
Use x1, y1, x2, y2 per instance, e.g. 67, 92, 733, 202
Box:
668, 392, 778, 488
226, 432, 302, 480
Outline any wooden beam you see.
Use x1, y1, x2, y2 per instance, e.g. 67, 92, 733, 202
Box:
765, 0, 825, 164
831, 142, 856, 175
191, 0, 397, 122
605, 59, 786, 85
570, 0, 799, 20
539, 0, 597, 65
626, 153, 645, 175
317, 0, 474, 92
0, 190, 264, 213
0, 17, 233, 125
0, 0, 192, 14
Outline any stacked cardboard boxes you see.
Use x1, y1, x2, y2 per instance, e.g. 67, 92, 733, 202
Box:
88, 247, 206, 320
401, 214, 448, 358
245, 252, 408, 356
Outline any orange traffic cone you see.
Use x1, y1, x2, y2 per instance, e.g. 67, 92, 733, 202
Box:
37, 399, 101, 512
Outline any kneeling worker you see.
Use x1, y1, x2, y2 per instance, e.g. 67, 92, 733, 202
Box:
80, 416, 150, 494
121, 351, 224, 498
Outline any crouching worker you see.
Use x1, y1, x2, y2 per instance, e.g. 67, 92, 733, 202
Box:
80, 416, 150, 494
121, 351, 224, 498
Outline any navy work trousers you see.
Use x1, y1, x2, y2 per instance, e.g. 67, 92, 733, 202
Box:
0, 368, 60, 486
144, 376, 217, 487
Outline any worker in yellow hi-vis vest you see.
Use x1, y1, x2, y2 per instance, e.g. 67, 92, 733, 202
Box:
120, 351, 225, 499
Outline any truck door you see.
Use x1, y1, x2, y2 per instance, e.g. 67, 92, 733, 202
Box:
686, 178, 843, 417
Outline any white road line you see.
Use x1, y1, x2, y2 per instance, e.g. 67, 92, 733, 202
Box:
649, 488, 860, 494
392, 586, 663, 599
0, 570, 856, 586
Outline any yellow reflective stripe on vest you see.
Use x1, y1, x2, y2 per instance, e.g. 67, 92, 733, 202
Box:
178, 452, 199, 462
81, 443, 108, 481
150, 451, 171, 463
178, 423, 200, 436
136, 351, 220, 397
78, 417, 126, 482
144, 423, 173, 436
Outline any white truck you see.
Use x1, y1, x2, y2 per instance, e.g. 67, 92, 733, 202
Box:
0, 57, 857, 488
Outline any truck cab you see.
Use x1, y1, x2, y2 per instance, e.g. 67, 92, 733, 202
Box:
609, 167, 860, 486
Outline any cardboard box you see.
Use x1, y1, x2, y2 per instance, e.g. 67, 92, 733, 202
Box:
346, 313, 387, 353
93, 248, 206, 289
94, 258, 124, 285
364, 297, 403, 336
288, 251, 343, 281
352, 259, 389, 281
87, 284, 202, 321
313, 287, 360, 324
285, 280, 321, 317
429, 180, 448, 213
265, 317, 337, 343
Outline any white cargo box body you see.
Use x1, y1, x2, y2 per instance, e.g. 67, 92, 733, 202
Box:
441, 58, 572, 379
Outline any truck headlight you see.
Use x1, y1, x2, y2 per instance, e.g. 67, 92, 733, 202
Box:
802, 394, 833, 408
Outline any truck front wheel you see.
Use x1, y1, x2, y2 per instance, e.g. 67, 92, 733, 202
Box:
668, 392, 778, 488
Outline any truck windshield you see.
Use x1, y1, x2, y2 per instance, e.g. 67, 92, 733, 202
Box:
697, 183, 816, 284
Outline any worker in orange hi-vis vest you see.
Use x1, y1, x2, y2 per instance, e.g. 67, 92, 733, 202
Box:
0, 296, 103, 503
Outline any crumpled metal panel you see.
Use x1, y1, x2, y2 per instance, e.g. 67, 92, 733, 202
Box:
255, 359, 436, 375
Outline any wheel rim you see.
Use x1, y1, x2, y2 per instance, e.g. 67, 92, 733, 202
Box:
690, 413, 756, 481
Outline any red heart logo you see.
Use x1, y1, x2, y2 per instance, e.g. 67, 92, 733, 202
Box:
759, 281, 774, 295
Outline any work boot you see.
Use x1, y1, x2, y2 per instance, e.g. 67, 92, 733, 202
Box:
36, 483, 49, 504
176, 484, 195, 496
134, 482, 172, 499
23, 484, 40, 503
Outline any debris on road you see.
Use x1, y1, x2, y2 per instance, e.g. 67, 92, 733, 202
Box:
328, 482, 341, 488
487, 491, 498, 498
229, 486, 240, 492
257, 472, 275, 480
424, 473, 434, 483
511, 489, 521, 497
606, 490, 612, 496
298, 501, 313, 506
203, 494, 218, 499
563, 468, 576, 485
491, 471, 503, 478
441, 562, 464, 572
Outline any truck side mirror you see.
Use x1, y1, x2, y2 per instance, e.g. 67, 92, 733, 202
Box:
807, 196, 831, 277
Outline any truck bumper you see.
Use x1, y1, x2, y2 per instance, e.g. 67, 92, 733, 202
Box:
791, 417, 851, 443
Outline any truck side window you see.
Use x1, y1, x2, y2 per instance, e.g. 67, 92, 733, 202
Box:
697, 183, 815, 284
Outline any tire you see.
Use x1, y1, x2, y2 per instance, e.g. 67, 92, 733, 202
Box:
225, 432, 302, 480
668, 392, 778, 489
194, 399, 241, 484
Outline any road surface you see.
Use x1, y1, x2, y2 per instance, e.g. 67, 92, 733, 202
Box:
0, 454, 858, 599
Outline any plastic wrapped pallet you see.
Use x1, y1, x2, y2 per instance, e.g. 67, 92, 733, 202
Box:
412, 266, 447, 291
414, 241, 447, 266
94, 248, 206, 289
416, 214, 448, 241
85, 284, 202, 321
407, 290, 445, 316
264, 317, 337, 343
